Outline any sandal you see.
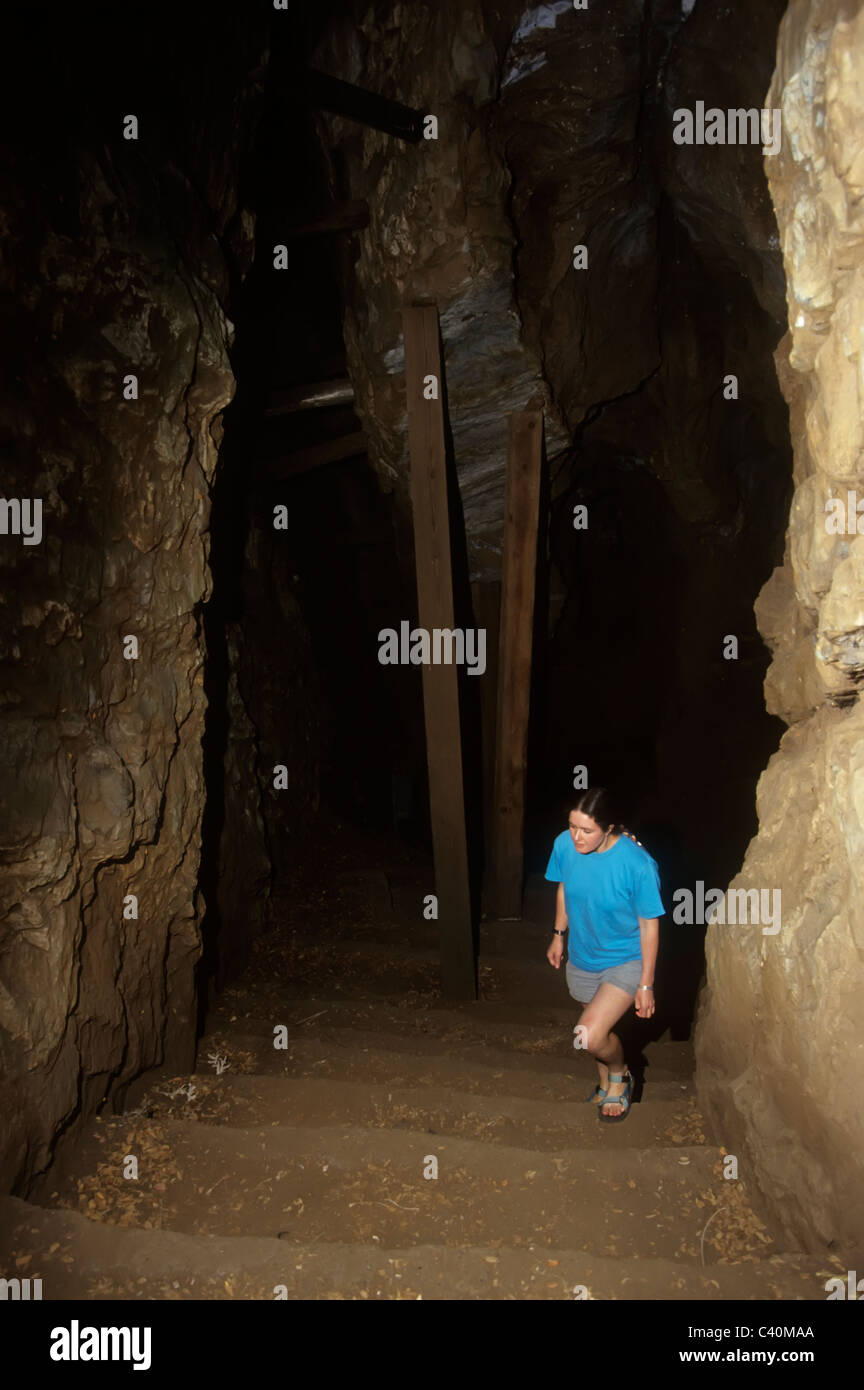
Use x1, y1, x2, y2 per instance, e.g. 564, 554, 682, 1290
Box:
598, 1069, 632, 1123
585, 1085, 608, 1104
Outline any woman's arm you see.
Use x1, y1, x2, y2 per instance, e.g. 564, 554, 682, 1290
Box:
555, 881, 568, 934
637, 916, 659, 987
546, 883, 568, 969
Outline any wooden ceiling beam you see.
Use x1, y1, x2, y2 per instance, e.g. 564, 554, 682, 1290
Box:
302, 69, 424, 143
276, 199, 369, 240
259, 430, 367, 479
264, 380, 355, 416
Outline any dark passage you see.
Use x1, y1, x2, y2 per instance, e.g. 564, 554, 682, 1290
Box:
10, 0, 849, 1313
195, 0, 791, 1047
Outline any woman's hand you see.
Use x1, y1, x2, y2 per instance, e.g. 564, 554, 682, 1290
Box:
547, 937, 564, 970
635, 985, 655, 1019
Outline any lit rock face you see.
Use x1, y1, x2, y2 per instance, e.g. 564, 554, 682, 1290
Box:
500, 0, 792, 860
312, 0, 572, 582
315, 0, 789, 599
696, 0, 864, 1251
0, 36, 262, 1190
315, 0, 791, 874
495, 0, 659, 432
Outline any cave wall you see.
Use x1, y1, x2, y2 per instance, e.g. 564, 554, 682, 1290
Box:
314, 0, 792, 877
311, 0, 572, 583
236, 501, 325, 867
695, 0, 864, 1251
511, 0, 792, 866
0, 11, 266, 1190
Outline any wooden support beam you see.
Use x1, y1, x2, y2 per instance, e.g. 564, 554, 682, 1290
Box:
265, 379, 354, 416
303, 69, 424, 143
490, 411, 543, 920
471, 579, 501, 912
259, 431, 367, 479
403, 304, 476, 1000
278, 200, 370, 241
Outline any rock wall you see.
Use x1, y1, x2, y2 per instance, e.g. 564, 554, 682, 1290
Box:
233, 505, 324, 880
525, 0, 791, 864
313, 3, 791, 875
311, 0, 571, 583
0, 13, 266, 1191
695, 0, 864, 1251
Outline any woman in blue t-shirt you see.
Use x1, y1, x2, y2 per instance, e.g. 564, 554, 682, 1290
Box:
545, 787, 664, 1123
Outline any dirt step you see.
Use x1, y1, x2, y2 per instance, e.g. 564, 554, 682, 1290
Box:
41, 1115, 777, 1262
269, 916, 562, 958
0, 1196, 832, 1301
195, 1030, 696, 1099
270, 868, 556, 927
271, 867, 558, 928
235, 940, 566, 1006
130, 1074, 708, 1149
205, 993, 695, 1073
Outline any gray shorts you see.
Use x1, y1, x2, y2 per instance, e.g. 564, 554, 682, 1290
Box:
565, 957, 642, 1005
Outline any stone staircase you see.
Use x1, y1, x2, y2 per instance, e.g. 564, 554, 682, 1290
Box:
0, 870, 844, 1300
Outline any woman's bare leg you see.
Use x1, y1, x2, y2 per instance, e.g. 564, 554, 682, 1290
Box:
578, 983, 634, 1116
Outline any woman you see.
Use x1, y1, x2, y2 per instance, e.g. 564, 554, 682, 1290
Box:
544, 787, 664, 1123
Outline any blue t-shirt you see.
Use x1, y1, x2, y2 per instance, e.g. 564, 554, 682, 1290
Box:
544, 831, 664, 970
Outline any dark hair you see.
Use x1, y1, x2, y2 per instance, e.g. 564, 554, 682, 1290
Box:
568, 786, 616, 832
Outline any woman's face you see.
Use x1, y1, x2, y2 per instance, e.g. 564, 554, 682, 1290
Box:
569, 811, 607, 854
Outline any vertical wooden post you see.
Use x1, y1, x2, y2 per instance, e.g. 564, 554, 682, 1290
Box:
490, 411, 543, 920
471, 578, 501, 912
403, 304, 476, 1000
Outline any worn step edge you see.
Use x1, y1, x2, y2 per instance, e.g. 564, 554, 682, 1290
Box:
29, 1127, 788, 1264
203, 1004, 695, 1061
132, 1075, 707, 1147
0, 1199, 830, 1302
209, 991, 673, 1034
196, 1029, 695, 1087
266, 930, 578, 964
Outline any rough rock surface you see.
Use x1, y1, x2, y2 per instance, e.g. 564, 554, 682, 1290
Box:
695, 0, 864, 1251
231, 509, 324, 889
0, 18, 265, 1192
534, 0, 792, 863
496, 0, 659, 432
313, 2, 792, 879
313, 1, 789, 590
312, 0, 571, 583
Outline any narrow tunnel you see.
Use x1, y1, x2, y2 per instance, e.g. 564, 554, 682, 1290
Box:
1, 0, 863, 1323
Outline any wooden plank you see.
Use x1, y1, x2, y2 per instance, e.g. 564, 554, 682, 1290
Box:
279, 200, 369, 240
490, 411, 543, 920
265, 380, 354, 416
303, 69, 425, 143
403, 304, 476, 1000
471, 579, 501, 912
259, 431, 366, 478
